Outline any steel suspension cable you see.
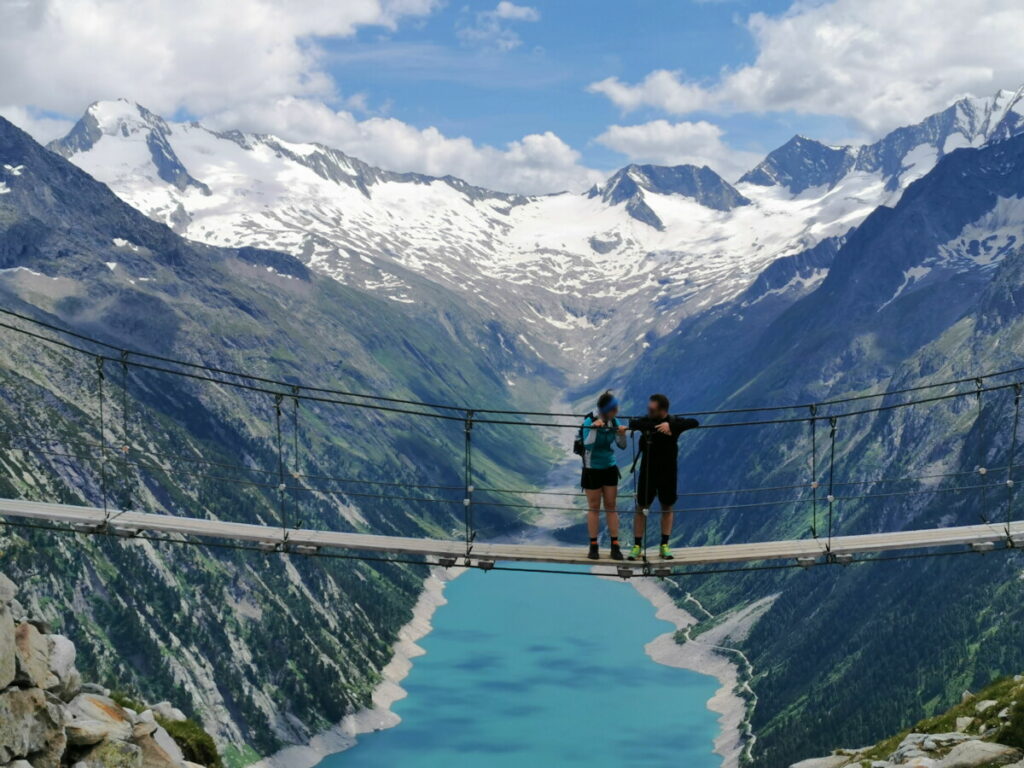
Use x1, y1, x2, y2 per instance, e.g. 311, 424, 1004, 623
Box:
463, 410, 475, 558
3, 307, 1024, 421
1006, 384, 1022, 538
809, 405, 819, 538
826, 416, 838, 553
95, 357, 109, 522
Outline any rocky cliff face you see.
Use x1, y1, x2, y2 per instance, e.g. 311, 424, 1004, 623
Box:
1, 571, 216, 768
790, 675, 1024, 768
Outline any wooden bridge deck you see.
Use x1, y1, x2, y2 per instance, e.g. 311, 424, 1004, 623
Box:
2, 499, 1021, 573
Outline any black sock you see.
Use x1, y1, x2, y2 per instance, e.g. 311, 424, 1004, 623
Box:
661, 534, 670, 546
589, 537, 598, 546
634, 536, 642, 547
610, 537, 619, 546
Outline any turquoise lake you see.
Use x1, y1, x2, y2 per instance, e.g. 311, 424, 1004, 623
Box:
321, 567, 723, 767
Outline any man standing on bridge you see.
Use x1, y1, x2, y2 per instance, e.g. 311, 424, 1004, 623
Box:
628, 394, 699, 560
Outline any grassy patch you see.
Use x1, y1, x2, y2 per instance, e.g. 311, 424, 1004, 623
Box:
221, 743, 263, 768
157, 717, 224, 768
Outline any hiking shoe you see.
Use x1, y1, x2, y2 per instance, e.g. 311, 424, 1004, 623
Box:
659, 544, 675, 560
610, 544, 624, 560
587, 543, 600, 560
627, 544, 643, 561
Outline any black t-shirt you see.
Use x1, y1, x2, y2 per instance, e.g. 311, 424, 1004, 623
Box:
632, 415, 700, 468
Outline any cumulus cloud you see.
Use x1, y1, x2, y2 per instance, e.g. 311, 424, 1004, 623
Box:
204, 97, 603, 194
0, 0, 441, 116
594, 120, 761, 180
0, 106, 74, 144
588, 0, 1024, 134
493, 2, 540, 22
588, 70, 710, 115
0, 0, 605, 194
457, 1, 540, 51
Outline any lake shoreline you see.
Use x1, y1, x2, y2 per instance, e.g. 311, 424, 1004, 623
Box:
630, 579, 751, 768
252, 567, 459, 768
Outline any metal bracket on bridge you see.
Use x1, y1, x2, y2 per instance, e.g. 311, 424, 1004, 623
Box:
616, 567, 634, 580
475, 559, 495, 571
828, 552, 854, 566
71, 522, 103, 534
256, 541, 282, 552
287, 543, 319, 555
970, 541, 996, 554
437, 556, 458, 568
796, 556, 818, 569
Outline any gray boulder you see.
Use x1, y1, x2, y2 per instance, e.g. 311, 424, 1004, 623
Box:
789, 757, 851, 768
934, 740, 1020, 768
0, 687, 66, 768
66, 693, 134, 742
0, 573, 16, 604
1, 602, 16, 688
48, 634, 81, 701
14, 621, 56, 689
66, 720, 116, 747
150, 702, 187, 723
72, 739, 144, 768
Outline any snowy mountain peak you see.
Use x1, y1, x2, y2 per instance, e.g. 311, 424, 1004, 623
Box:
739, 87, 1024, 197
590, 163, 750, 228
50, 99, 210, 196
739, 137, 857, 195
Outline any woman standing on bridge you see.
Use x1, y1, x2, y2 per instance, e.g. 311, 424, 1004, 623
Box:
580, 391, 628, 560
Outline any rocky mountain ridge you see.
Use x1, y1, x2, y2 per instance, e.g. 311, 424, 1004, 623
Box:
790, 674, 1024, 768
1, 571, 218, 768
47, 91, 1011, 382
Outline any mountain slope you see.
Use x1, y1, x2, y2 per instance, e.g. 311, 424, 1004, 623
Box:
741, 87, 1024, 195
47, 99, 919, 382
0, 114, 549, 762
627, 131, 1024, 767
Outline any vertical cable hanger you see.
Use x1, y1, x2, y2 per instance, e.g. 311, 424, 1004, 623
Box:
1005, 383, 1021, 540
826, 416, 838, 554
291, 386, 302, 529
809, 404, 819, 539
119, 350, 133, 510
463, 410, 475, 561
96, 356, 109, 522
274, 393, 287, 544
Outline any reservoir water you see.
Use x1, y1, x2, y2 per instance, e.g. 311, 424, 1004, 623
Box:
321, 567, 723, 767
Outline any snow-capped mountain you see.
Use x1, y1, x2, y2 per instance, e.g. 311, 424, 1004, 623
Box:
47, 91, 1024, 381
741, 88, 1024, 194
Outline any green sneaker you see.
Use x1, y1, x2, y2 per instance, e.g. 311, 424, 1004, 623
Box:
627, 544, 643, 561
659, 544, 675, 560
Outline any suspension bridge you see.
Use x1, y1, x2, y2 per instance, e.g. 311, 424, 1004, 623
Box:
0, 306, 1022, 579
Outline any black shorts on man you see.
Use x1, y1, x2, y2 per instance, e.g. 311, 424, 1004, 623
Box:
581, 466, 620, 490
636, 465, 677, 508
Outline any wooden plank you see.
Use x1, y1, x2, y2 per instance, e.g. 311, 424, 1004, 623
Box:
0, 499, 1020, 572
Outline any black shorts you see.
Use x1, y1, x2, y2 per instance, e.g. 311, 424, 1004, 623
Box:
636, 465, 677, 508
581, 466, 621, 490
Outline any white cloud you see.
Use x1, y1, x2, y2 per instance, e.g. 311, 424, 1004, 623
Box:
0, 0, 440, 116
0, 106, 74, 144
595, 119, 761, 180
588, 0, 1024, 134
588, 70, 710, 115
494, 2, 540, 21
0, 0, 601, 194
457, 1, 540, 51
204, 97, 603, 195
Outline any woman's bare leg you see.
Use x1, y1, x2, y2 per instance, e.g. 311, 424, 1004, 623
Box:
602, 485, 620, 538
585, 488, 602, 539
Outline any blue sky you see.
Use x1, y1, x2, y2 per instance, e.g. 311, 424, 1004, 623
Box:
321, 0, 817, 168
2, 0, 1024, 193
